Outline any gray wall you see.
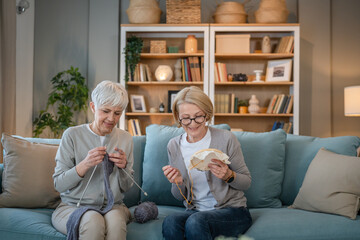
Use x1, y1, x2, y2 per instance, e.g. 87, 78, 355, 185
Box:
33, 0, 360, 137
33, 0, 119, 131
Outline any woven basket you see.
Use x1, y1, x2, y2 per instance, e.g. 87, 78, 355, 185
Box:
127, 0, 162, 24
213, 1, 247, 23
166, 0, 201, 24
255, 0, 288, 23
255, 8, 288, 23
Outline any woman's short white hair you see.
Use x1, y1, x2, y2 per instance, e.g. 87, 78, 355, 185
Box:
91, 80, 128, 110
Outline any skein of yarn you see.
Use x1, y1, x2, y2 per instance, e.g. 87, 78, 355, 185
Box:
134, 202, 158, 223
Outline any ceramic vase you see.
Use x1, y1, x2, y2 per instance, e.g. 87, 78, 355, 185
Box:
248, 95, 260, 113
262, 35, 271, 53
185, 35, 198, 53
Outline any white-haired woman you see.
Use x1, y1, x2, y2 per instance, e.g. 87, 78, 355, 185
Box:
52, 80, 133, 240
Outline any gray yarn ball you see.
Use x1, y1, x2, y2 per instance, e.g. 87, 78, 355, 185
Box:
134, 202, 158, 223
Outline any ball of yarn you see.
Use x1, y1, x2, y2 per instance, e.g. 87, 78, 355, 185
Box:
134, 201, 158, 223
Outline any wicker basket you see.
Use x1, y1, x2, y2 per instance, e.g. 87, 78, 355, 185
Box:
213, 1, 247, 23
255, 0, 288, 23
127, 0, 162, 24
255, 8, 288, 23
166, 0, 201, 24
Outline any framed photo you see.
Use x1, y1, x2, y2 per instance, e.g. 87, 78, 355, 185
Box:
168, 90, 179, 113
130, 95, 146, 112
266, 59, 292, 82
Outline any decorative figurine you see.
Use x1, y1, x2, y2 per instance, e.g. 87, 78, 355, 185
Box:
262, 35, 271, 53
248, 95, 260, 114
253, 70, 264, 82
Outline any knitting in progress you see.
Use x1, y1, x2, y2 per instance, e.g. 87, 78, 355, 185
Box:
66, 153, 114, 240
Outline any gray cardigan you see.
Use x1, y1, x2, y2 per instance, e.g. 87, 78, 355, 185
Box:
53, 124, 134, 208
167, 127, 251, 209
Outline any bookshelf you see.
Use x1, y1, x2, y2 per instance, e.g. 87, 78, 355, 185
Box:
209, 24, 299, 134
120, 24, 299, 135
119, 24, 210, 134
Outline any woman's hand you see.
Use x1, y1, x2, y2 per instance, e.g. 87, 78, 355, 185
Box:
76, 146, 107, 177
208, 159, 232, 181
162, 165, 183, 184
109, 147, 127, 169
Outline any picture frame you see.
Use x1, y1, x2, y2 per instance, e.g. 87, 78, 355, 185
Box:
168, 90, 180, 113
266, 59, 292, 82
130, 95, 146, 112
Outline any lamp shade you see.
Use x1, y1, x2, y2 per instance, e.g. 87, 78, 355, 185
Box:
344, 86, 360, 116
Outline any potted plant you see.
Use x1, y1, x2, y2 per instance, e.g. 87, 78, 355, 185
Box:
33, 66, 89, 138
123, 35, 143, 82
238, 99, 249, 114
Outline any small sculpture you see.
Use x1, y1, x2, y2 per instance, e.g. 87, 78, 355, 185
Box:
262, 35, 271, 53
248, 95, 260, 114
253, 70, 264, 82
174, 59, 182, 82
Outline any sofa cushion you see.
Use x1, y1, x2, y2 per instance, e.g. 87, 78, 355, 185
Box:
123, 135, 146, 208
280, 134, 360, 206
246, 207, 360, 240
232, 129, 286, 208
0, 134, 60, 208
0, 208, 66, 240
290, 148, 360, 219
141, 124, 230, 206
127, 205, 184, 240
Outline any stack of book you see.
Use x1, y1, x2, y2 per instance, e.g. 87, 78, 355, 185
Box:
131, 63, 153, 82
266, 94, 293, 114
272, 121, 293, 133
275, 36, 294, 53
214, 62, 228, 82
214, 93, 238, 113
180, 57, 203, 82
127, 119, 141, 136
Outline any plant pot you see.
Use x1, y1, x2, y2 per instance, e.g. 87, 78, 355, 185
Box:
239, 106, 248, 114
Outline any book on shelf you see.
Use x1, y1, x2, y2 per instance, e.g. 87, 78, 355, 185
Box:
127, 119, 142, 136
275, 36, 294, 53
214, 62, 220, 82
200, 56, 204, 82
271, 121, 293, 133
215, 62, 228, 82
266, 94, 293, 114
188, 57, 197, 82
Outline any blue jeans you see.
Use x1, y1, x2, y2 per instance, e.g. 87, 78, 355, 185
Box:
162, 207, 252, 240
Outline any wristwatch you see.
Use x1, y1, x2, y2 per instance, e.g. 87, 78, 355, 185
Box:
225, 170, 235, 183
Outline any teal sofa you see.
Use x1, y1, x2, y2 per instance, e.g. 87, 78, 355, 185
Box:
1, 125, 360, 240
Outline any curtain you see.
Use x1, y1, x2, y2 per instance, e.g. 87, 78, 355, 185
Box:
0, 0, 16, 162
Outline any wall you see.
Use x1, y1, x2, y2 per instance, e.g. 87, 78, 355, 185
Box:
26, 0, 360, 138
298, 0, 360, 137
32, 0, 119, 137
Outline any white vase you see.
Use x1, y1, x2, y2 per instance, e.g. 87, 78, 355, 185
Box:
248, 95, 260, 113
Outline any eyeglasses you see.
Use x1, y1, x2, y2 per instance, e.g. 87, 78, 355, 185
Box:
179, 116, 206, 126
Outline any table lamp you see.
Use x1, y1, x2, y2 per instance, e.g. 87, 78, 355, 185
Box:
344, 86, 360, 116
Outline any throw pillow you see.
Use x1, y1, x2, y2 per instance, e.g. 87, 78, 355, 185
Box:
0, 134, 60, 208
290, 148, 360, 219
141, 124, 230, 206
281, 134, 360, 206
232, 129, 287, 208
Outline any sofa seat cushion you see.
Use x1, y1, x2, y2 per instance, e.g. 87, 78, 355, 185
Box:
0, 208, 65, 240
232, 129, 287, 208
246, 207, 360, 240
281, 134, 360, 206
127, 205, 184, 240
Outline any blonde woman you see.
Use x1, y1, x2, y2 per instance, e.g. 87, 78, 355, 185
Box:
162, 86, 252, 240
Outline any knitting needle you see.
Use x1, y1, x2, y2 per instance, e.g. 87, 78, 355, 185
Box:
77, 165, 98, 208
121, 168, 148, 196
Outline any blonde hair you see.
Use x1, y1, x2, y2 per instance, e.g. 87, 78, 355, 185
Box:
172, 86, 213, 127
91, 80, 128, 111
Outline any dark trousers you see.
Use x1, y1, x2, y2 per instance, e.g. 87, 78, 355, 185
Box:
162, 207, 252, 240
